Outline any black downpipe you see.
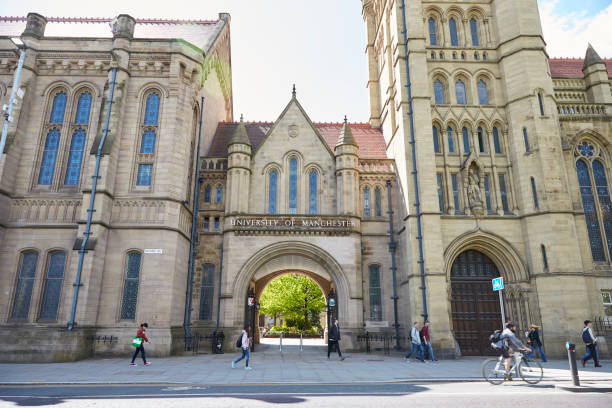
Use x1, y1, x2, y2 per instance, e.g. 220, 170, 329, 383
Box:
399, 0, 428, 321
386, 180, 400, 350
67, 67, 117, 331
184, 96, 205, 349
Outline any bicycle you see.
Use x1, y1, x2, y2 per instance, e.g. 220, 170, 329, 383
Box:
482, 350, 543, 385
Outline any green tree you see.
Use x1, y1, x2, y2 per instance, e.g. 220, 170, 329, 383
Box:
260, 274, 326, 329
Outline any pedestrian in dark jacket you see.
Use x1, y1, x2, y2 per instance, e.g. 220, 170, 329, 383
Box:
130, 323, 151, 366
526, 324, 547, 362
582, 320, 602, 368
421, 320, 437, 361
328, 319, 345, 360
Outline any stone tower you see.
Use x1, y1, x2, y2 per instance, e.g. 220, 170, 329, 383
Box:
226, 115, 252, 214
334, 117, 359, 215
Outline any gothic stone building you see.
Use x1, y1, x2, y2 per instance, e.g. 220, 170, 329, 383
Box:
1, 0, 612, 362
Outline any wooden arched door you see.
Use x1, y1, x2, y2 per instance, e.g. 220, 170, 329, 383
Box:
450, 250, 502, 356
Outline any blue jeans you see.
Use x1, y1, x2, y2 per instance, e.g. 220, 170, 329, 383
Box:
527, 344, 547, 362
424, 341, 436, 361
131, 344, 146, 363
583, 344, 600, 365
234, 347, 250, 367
405, 342, 424, 361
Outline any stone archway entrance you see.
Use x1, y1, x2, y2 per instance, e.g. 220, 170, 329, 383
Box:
450, 250, 502, 356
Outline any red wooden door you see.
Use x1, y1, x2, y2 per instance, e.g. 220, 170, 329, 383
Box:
450, 250, 502, 356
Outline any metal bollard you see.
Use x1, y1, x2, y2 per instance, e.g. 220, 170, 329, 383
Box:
566, 341, 580, 386
300, 333, 303, 351
280, 332, 283, 352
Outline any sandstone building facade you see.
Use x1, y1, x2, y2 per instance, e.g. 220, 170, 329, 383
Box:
1, 0, 611, 362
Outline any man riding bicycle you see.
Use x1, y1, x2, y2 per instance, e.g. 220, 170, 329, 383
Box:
500, 322, 531, 380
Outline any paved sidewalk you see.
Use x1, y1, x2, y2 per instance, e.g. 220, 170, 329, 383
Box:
1, 344, 610, 385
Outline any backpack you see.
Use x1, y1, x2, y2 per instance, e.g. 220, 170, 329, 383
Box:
582, 328, 593, 344
236, 335, 242, 348
489, 329, 504, 349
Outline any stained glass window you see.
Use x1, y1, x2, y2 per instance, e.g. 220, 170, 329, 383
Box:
452, 174, 461, 214
50, 92, 67, 124
493, 127, 502, 154
462, 127, 470, 154
216, 185, 223, 203
499, 174, 510, 214
369, 265, 382, 321
269, 170, 278, 214
38, 129, 61, 185
364, 187, 371, 217
449, 18, 458, 46
437, 173, 444, 213
64, 130, 86, 186
136, 164, 152, 186
478, 127, 486, 153
577, 160, 605, 261
374, 187, 382, 217
75, 92, 92, 125
120, 252, 141, 320
144, 93, 160, 125
523, 128, 530, 153
39, 252, 66, 321
434, 80, 445, 104
456, 80, 467, 105
11, 251, 38, 320
484, 174, 492, 213
577, 141, 595, 157
531, 177, 539, 209
428, 17, 437, 45
199, 264, 215, 320
433, 126, 440, 153
309, 170, 317, 214
451, 250, 499, 278
593, 160, 612, 259
289, 158, 298, 214
447, 127, 455, 153
478, 80, 488, 105
470, 18, 479, 46
140, 130, 156, 154
204, 185, 211, 203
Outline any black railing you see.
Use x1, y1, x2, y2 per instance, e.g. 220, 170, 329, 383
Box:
189, 331, 225, 354
593, 316, 612, 337
356, 331, 403, 355
87, 335, 118, 344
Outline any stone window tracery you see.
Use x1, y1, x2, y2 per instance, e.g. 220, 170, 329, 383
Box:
120, 251, 142, 320
369, 264, 382, 321
11, 251, 39, 320
39, 251, 66, 321
135, 91, 161, 188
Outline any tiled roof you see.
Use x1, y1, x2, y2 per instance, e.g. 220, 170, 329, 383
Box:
0, 16, 220, 51
207, 122, 388, 159
549, 58, 612, 78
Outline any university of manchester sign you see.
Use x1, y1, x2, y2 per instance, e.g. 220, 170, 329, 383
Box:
228, 216, 359, 235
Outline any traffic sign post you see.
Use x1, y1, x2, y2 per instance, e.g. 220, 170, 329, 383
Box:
492, 277, 506, 327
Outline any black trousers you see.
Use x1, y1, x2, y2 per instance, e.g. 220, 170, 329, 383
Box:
131, 344, 147, 363
328, 340, 342, 358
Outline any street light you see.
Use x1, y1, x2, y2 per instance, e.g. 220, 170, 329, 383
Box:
0, 37, 27, 164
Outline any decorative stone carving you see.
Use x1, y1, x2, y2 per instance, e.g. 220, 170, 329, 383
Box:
111, 14, 136, 39
22, 13, 47, 38
288, 124, 299, 138
466, 161, 484, 216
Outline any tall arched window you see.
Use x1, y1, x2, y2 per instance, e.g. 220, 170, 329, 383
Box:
470, 18, 479, 46
64, 130, 86, 186
369, 265, 382, 321
428, 17, 437, 45
374, 187, 382, 217
477, 127, 486, 153
434, 79, 445, 104
289, 158, 298, 214
363, 187, 371, 217
577, 159, 605, 261
309, 170, 317, 214
433, 126, 440, 153
136, 92, 161, 187
449, 18, 459, 46
523, 128, 530, 153
144, 93, 160, 125
38, 129, 61, 185
477, 80, 488, 105
120, 251, 142, 320
74, 92, 92, 125
462, 127, 470, 154
216, 185, 223, 203
140, 130, 156, 154
204, 185, 211, 203
10, 251, 39, 320
447, 126, 455, 153
49, 92, 67, 124
199, 263, 215, 320
456, 80, 467, 105
537, 92, 545, 116
39, 251, 66, 321
269, 170, 278, 214
493, 127, 502, 154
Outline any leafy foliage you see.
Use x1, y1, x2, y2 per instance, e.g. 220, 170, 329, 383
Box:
260, 274, 326, 329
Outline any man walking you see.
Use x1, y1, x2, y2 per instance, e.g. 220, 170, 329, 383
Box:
405, 322, 424, 362
421, 320, 437, 362
130, 323, 151, 366
328, 319, 345, 361
582, 320, 602, 368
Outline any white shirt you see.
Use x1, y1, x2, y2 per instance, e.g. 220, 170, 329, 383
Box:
411, 326, 421, 344
241, 330, 250, 349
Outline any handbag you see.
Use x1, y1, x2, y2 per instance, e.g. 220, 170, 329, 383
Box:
132, 336, 143, 347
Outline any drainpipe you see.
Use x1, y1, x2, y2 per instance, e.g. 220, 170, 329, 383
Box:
399, 0, 428, 322
215, 243, 223, 331
184, 96, 204, 349
386, 180, 400, 350
67, 67, 117, 331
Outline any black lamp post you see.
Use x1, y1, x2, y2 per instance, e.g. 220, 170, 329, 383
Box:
247, 290, 255, 351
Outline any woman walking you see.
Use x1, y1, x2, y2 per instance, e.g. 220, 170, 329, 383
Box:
130, 323, 151, 366
232, 326, 252, 370
526, 324, 547, 362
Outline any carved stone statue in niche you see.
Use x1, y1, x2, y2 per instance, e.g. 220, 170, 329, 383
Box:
467, 163, 484, 215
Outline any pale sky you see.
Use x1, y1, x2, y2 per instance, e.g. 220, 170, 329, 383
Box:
1, 0, 610, 122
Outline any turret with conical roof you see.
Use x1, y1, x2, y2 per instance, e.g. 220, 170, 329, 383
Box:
334, 116, 359, 215
226, 114, 252, 213
582, 44, 612, 105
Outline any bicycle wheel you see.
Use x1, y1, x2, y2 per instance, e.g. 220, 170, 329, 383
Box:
518, 358, 543, 384
482, 358, 505, 385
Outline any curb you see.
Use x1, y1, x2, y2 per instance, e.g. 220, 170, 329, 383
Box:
555, 384, 612, 393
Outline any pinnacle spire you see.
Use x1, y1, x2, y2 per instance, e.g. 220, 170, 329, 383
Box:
335, 115, 358, 148
583, 43, 604, 70
229, 114, 251, 146
292, 84, 296, 98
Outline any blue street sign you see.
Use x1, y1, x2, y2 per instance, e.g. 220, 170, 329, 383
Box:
492, 277, 504, 291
